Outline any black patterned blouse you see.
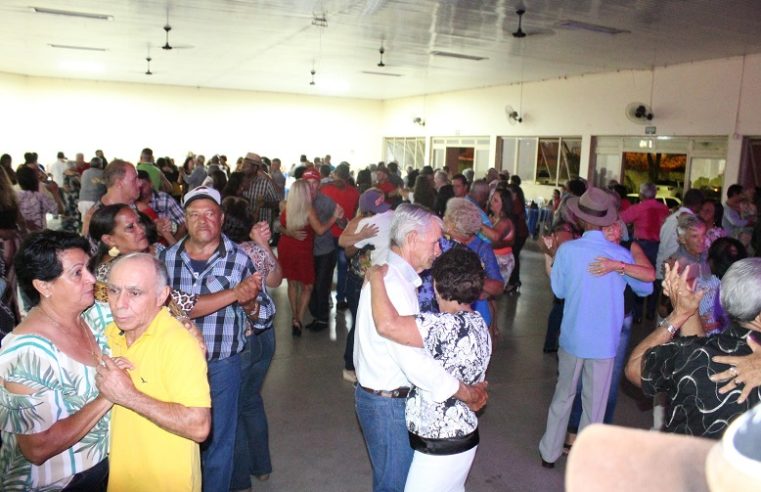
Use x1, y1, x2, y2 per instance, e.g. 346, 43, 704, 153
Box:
642, 323, 761, 438
406, 311, 491, 439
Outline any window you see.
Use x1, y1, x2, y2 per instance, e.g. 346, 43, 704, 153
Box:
384, 137, 426, 169
499, 136, 581, 185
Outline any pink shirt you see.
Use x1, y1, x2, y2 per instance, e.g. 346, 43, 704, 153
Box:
620, 198, 669, 242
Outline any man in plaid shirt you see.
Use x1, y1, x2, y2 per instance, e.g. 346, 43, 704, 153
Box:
138, 170, 187, 240
161, 185, 263, 492
241, 152, 279, 230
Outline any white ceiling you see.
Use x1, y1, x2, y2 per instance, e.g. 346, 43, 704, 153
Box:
2, 0, 761, 100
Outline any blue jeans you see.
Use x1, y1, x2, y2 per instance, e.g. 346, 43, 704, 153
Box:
336, 247, 348, 303
355, 385, 413, 492
230, 330, 275, 489
568, 314, 633, 432
203, 354, 241, 492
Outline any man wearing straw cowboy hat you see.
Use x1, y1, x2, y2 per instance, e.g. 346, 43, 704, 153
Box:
538, 187, 652, 468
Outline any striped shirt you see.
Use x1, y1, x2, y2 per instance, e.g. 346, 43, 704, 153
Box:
161, 234, 257, 360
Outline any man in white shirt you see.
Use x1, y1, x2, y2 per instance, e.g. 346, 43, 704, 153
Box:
354, 203, 487, 492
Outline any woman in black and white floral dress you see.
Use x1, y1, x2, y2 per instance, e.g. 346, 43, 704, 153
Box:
368, 246, 492, 492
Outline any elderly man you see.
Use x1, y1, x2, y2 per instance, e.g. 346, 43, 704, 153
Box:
160, 185, 263, 491
626, 258, 761, 438
97, 253, 211, 491
538, 187, 652, 468
354, 203, 488, 492
81, 160, 141, 237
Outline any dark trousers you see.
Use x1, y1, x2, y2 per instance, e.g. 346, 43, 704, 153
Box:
309, 250, 337, 323
635, 239, 660, 319
543, 297, 564, 352
508, 235, 527, 287
343, 271, 363, 371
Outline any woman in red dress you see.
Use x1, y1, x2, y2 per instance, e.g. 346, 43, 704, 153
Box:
278, 178, 344, 336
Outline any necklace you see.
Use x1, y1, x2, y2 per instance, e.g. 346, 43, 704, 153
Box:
36, 305, 102, 366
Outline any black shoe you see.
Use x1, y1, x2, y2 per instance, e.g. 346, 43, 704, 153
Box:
542, 347, 558, 354
336, 301, 349, 311
541, 457, 555, 469
306, 320, 328, 332
292, 321, 302, 337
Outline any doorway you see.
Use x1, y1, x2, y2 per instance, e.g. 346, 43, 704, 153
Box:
445, 147, 474, 174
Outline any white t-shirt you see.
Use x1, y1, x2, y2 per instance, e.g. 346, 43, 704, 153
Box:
354, 210, 394, 265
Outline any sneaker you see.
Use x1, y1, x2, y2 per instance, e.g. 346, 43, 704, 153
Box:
342, 369, 357, 383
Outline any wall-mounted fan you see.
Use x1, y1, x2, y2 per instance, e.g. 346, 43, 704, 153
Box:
625, 102, 654, 124
505, 105, 523, 124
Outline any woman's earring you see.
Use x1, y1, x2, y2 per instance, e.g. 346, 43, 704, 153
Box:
108, 246, 120, 258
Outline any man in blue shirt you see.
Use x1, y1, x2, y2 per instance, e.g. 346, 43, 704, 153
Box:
538, 187, 652, 467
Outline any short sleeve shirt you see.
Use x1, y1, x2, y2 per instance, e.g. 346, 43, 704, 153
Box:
106, 308, 210, 492
0, 323, 110, 489
641, 324, 761, 438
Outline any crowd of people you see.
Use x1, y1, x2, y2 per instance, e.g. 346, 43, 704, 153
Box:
1, 147, 761, 492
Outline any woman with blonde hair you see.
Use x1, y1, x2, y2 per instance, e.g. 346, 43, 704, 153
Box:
278, 177, 343, 336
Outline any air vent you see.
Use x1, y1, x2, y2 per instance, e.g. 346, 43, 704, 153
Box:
555, 20, 629, 35
31, 7, 114, 21
49, 44, 107, 52
361, 71, 403, 77
431, 50, 487, 61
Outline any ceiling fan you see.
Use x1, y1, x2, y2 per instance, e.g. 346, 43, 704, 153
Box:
161, 11, 194, 51
512, 9, 554, 38
145, 56, 153, 75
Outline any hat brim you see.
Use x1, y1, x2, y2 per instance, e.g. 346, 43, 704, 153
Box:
566, 196, 617, 227
183, 194, 220, 208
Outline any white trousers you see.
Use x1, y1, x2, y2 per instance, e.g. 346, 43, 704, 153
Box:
404, 446, 477, 492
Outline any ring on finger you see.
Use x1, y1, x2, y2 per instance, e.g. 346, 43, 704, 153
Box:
730, 366, 738, 377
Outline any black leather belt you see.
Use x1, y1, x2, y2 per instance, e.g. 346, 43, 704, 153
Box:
359, 385, 411, 398
409, 428, 480, 456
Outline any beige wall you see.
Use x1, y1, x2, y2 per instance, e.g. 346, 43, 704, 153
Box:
0, 72, 383, 168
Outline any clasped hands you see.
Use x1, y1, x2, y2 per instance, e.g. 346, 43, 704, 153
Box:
95, 355, 136, 406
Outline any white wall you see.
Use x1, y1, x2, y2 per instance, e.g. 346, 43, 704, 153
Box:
0, 72, 383, 168
381, 54, 761, 199
2, 53, 759, 194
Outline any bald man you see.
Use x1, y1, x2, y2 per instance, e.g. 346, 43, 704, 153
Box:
96, 253, 211, 492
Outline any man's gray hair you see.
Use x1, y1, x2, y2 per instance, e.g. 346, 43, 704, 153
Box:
640, 182, 657, 199
390, 203, 442, 248
110, 252, 169, 293
445, 197, 482, 237
721, 258, 761, 323
676, 213, 704, 238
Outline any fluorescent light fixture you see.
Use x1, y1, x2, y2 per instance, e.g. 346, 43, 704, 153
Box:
49, 44, 107, 52
555, 20, 629, 35
31, 7, 114, 21
361, 70, 403, 77
430, 50, 487, 61
58, 60, 105, 74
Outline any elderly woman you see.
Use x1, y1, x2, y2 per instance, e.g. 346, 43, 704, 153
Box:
626, 258, 761, 438
418, 197, 503, 327
368, 247, 491, 492
0, 230, 110, 490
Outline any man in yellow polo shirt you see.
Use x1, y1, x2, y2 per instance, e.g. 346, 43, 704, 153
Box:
95, 253, 211, 492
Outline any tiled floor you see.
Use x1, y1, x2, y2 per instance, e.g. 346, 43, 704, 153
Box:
250, 242, 655, 491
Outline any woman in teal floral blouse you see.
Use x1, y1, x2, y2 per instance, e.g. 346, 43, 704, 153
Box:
0, 231, 111, 491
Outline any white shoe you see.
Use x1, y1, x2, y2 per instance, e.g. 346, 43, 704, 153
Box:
342, 369, 357, 383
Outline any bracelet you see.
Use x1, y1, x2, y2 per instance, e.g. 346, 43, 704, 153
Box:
618, 262, 626, 275
658, 318, 679, 339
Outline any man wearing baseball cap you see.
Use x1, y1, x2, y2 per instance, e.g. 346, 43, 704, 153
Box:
538, 187, 652, 468
160, 185, 265, 491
